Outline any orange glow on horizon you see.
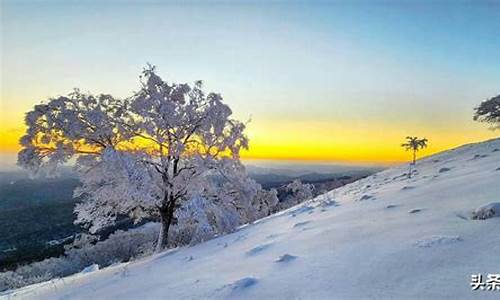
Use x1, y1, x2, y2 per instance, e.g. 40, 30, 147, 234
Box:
1, 118, 497, 166
2, 1, 500, 167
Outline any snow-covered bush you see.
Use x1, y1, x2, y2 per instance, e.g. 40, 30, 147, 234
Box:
0, 271, 25, 291
0, 226, 159, 292
275, 180, 314, 211
66, 226, 159, 268
471, 202, 500, 220
251, 188, 279, 219
170, 183, 278, 246
0, 256, 76, 291
170, 196, 218, 246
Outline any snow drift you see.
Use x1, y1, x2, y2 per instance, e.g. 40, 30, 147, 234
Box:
4, 138, 500, 299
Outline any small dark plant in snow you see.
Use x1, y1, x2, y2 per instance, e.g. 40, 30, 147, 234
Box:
401, 136, 428, 178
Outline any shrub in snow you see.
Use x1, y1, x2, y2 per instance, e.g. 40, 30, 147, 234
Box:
251, 188, 279, 219
0, 226, 159, 292
0, 257, 67, 292
275, 180, 314, 211
319, 194, 337, 208
471, 202, 500, 220
170, 177, 278, 246
66, 226, 159, 268
171, 196, 218, 246
0, 271, 25, 291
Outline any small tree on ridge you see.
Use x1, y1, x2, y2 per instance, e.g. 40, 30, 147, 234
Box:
401, 136, 428, 178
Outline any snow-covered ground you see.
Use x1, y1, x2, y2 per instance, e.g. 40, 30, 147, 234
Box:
4, 138, 500, 299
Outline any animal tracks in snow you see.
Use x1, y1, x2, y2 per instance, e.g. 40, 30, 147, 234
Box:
401, 186, 416, 191
230, 277, 258, 291
215, 277, 258, 296
438, 167, 451, 173
246, 243, 273, 256
358, 194, 375, 201
289, 205, 315, 217
293, 221, 312, 228
414, 235, 462, 248
275, 254, 297, 263
265, 233, 283, 240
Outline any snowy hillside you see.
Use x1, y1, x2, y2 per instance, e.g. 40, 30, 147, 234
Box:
5, 138, 500, 299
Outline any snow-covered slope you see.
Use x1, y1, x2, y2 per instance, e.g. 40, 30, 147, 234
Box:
5, 138, 500, 299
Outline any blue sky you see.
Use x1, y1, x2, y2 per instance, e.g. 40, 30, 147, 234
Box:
1, 0, 499, 163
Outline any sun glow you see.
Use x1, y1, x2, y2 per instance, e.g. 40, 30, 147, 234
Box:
240, 119, 498, 163
1, 2, 499, 167
1, 115, 498, 167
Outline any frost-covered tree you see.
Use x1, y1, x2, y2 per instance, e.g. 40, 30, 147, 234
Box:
474, 94, 500, 130
18, 65, 250, 250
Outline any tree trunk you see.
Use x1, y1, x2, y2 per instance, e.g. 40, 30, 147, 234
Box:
412, 150, 416, 165
156, 159, 180, 252
156, 204, 175, 252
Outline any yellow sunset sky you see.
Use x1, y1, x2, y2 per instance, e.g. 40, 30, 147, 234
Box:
1, 2, 499, 167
